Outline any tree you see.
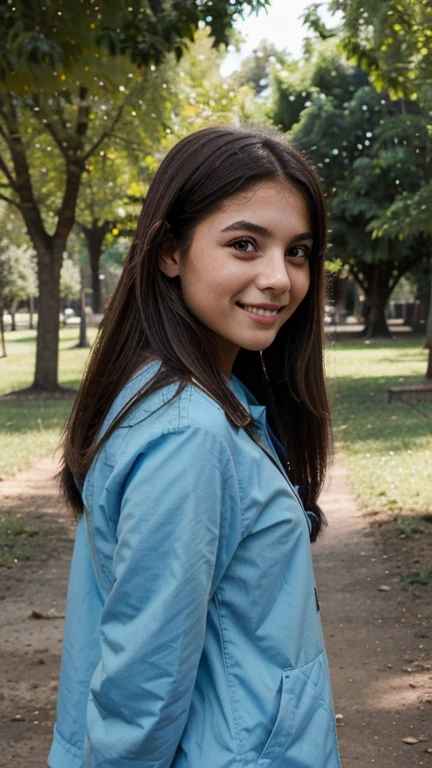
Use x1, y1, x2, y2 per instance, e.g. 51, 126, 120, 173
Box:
230, 40, 289, 96
328, 0, 432, 368
271, 41, 431, 336
0, 240, 37, 354
330, 0, 432, 104
76, 27, 259, 312
0, 0, 269, 392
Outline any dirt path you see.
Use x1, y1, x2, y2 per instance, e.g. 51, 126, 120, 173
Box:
0, 457, 430, 767
0, 458, 75, 768
317, 464, 432, 767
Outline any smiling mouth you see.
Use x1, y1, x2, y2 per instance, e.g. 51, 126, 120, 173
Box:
236, 303, 284, 317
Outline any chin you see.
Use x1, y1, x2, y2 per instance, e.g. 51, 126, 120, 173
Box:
239, 339, 276, 352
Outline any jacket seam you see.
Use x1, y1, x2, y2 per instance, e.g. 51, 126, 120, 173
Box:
53, 726, 83, 759
298, 655, 331, 714
214, 591, 245, 766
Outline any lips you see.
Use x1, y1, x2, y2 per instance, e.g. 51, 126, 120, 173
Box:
236, 302, 284, 317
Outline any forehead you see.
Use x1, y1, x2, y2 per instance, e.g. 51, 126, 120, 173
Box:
205, 180, 312, 233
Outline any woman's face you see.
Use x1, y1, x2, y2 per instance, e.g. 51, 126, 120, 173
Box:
160, 180, 312, 377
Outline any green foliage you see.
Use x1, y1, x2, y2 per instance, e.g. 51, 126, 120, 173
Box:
270, 40, 431, 334
230, 40, 290, 96
60, 257, 81, 301
0, 0, 269, 391
271, 40, 368, 131
402, 569, 431, 587
73, 27, 259, 308
330, 0, 432, 105
302, 3, 340, 42
163, 28, 258, 138
0, 239, 37, 307
394, 517, 424, 536
0, 0, 271, 90
0, 511, 40, 565
301, 4, 432, 243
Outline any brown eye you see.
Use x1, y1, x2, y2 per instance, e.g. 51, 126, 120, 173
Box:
231, 238, 256, 253
287, 245, 311, 259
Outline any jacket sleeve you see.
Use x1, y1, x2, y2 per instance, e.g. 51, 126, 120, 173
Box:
84, 425, 230, 768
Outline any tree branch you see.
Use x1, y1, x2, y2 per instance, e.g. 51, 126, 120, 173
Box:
76, 85, 90, 139
0, 191, 21, 209
0, 118, 13, 151
350, 266, 368, 293
0, 154, 17, 189
2, 93, 50, 249
388, 257, 418, 295
111, 131, 145, 151
53, 159, 84, 244
53, 94, 68, 134
83, 100, 126, 162
31, 94, 68, 159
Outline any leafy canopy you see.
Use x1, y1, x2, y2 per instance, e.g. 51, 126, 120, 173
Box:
329, 0, 432, 104
1, 0, 271, 91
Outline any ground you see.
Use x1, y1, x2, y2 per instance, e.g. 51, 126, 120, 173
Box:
0, 456, 431, 768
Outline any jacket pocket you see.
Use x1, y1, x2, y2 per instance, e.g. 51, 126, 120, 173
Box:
256, 651, 341, 768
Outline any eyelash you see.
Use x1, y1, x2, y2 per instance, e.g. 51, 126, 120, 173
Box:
229, 237, 311, 259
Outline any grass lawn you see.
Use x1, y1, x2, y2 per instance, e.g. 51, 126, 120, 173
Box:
326, 335, 431, 517
0, 327, 97, 477
1, 327, 431, 519
0, 510, 42, 565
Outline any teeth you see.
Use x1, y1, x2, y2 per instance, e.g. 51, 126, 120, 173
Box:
242, 304, 278, 317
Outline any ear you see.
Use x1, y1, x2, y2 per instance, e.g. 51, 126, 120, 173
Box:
158, 235, 182, 278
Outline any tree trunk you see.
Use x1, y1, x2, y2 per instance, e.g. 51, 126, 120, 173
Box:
32, 246, 63, 390
1, 90, 86, 391
426, 348, 432, 380
425, 267, 432, 381
363, 263, 392, 338
29, 294, 34, 330
0, 300, 6, 357
10, 298, 17, 331
91, 266, 102, 315
77, 279, 89, 349
79, 220, 111, 314
366, 299, 391, 338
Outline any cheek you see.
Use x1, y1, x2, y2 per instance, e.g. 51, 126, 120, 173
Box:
292, 267, 310, 302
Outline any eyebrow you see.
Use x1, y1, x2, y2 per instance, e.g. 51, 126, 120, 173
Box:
220, 220, 313, 242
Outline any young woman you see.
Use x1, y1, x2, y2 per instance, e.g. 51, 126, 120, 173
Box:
48, 126, 341, 768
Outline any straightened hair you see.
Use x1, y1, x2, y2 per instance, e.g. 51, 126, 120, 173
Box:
61, 125, 331, 541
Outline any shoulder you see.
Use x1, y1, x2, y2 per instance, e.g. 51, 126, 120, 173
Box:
118, 364, 240, 441
84, 381, 242, 510
96, 366, 243, 471
125, 381, 236, 445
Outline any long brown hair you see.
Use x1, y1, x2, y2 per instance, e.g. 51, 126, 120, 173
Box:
61, 125, 331, 540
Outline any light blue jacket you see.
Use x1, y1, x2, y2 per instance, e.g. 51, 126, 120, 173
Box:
48, 361, 341, 768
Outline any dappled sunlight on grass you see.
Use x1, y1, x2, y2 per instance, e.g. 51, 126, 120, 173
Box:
0, 327, 98, 395
0, 327, 98, 476
0, 401, 72, 477
1, 330, 431, 512
326, 338, 431, 515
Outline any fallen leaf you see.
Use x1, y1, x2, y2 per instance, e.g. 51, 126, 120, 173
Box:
30, 610, 65, 620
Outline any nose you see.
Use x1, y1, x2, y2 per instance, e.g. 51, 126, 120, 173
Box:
255, 250, 291, 294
